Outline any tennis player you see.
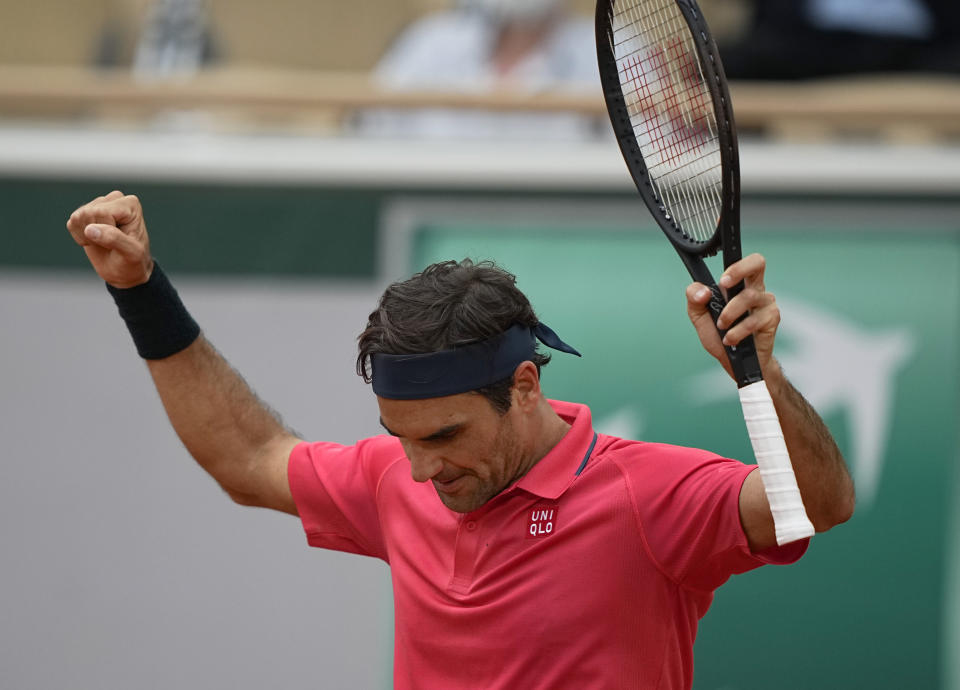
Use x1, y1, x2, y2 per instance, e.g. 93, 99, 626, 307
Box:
66, 191, 854, 690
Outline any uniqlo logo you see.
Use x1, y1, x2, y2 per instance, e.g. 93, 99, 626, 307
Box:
526, 503, 559, 539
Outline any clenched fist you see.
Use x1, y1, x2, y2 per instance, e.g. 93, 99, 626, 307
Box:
66, 191, 153, 289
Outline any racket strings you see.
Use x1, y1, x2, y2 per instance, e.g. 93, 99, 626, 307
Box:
609, 0, 722, 243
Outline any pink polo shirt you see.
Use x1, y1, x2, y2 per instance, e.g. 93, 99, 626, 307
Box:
288, 400, 807, 690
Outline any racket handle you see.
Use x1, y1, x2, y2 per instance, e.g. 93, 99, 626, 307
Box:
738, 380, 816, 545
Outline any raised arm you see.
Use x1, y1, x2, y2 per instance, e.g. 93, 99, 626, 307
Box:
66, 191, 300, 515
685, 253, 855, 552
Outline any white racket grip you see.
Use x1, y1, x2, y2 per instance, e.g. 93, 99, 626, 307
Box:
739, 381, 816, 545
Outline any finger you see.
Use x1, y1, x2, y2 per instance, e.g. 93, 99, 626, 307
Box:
716, 288, 774, 330
67, 199, 111, 236
67, 192, 130, 244
84, 224, 145, 262
686, 282, 726, 347
686, 282, 716, 322
69, 196, 140, 239
686, 282, 712, 308
68, 207, 118, 242
91, 195, 140, 228
721, 305, 780, 347
721, 312, 756, 347
66, 211, 89, 244
719, 253, 766, 292
78, 194, 114, 216
686, 283, 734, 377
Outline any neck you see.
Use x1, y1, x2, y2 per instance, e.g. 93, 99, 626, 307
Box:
517, 398, 570, 477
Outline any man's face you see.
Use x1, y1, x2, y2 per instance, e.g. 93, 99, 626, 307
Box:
377, 391, 526, 513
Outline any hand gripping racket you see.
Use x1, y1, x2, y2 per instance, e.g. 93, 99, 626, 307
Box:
595, 0, 814, 545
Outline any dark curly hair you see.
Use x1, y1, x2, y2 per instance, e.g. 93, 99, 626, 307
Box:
357, 259, 550, 413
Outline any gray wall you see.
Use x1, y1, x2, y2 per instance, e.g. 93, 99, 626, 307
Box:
0, 271, 393, 689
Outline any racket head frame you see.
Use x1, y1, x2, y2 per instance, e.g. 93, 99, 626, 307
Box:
595, 0, 741, 264
596, 0, 763, 387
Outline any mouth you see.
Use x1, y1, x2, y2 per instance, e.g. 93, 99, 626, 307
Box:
432, 475, 468, 495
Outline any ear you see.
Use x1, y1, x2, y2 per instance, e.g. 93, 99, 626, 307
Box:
511, 361, 541, 411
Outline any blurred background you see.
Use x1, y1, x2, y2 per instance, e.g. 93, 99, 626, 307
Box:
0, 0, 958, 688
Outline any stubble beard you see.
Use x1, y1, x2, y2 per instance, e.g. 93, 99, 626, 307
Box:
435, 414, 524, 513
434, 475, 499, 513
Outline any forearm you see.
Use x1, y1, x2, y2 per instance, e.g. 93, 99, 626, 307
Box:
66, 196, 299, 511
764, 359, 855, 531
146, 335, 299, 504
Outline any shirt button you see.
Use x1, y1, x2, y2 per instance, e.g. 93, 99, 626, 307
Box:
465, 521, 478, 531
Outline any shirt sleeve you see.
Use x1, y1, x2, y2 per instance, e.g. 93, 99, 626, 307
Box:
287, 436, 403, 562
619, 443, 808, 592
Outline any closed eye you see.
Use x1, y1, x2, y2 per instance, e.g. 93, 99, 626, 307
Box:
379, 418, 463, 443
422, 427, 460, 443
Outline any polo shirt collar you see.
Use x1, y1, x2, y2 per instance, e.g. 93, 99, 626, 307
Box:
513, 400, 596, 500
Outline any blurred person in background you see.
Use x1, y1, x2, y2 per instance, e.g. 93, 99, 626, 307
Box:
133, 0, 218, 78
722, 0, 960, 79
355, 0, 604, 140
98, 0, 219, 75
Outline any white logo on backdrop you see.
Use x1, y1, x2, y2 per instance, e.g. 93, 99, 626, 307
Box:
595, 407, 645, 443
685, 297, 915, 507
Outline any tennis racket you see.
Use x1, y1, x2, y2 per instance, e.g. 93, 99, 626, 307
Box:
595, 0, 814, 545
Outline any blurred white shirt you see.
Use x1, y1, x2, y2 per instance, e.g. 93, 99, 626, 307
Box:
806, 0, 932, 39
355, 11, 603, 141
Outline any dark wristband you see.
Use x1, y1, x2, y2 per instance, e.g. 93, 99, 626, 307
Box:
106, 262, 201, 360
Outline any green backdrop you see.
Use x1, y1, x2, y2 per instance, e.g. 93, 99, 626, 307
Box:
413, 222, 959, 690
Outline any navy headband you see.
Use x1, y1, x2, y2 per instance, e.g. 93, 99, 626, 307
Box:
370, 323, 580, 400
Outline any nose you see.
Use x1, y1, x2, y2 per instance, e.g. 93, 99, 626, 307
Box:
405, 444, 443, 483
